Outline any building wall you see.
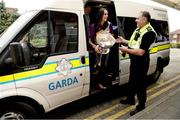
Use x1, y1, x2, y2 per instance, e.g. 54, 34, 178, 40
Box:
170, 29, 180, 43
6, 8, 18, 14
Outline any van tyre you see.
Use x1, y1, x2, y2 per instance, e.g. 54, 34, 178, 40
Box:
0, 102, 39, 119
153, 68, 161, 81
147, 67, 162, 85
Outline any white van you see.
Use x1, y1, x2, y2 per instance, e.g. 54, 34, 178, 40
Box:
0, 0, 170, 119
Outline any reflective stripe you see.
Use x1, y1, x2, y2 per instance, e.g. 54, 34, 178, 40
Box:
0, 57, 89, 85
150, 46, 158, 53
120, 43, 170, 60
0, 75, 14, 84
71, 59, 81, 68
14, 63, 57, 81
86, 56, 90, 65
158, 44, 171, 51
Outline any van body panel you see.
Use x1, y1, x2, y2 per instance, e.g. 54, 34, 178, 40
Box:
114, 0, 151, 18
46, 0, 84, 11
115, 0, 170, 84
156, 41, 170, 59
0, 87, 17, 99
12, 8, 88, 109
114, 0, 168, 21
119, 58, 130, 85
16, 88, 50, 112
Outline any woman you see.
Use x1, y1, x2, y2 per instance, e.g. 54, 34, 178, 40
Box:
88, 8, 114, 89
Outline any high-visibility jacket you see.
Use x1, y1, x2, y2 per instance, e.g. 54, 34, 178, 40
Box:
128, 23, 156, 50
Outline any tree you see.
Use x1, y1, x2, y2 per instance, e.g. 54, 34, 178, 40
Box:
0, 1, 19, 34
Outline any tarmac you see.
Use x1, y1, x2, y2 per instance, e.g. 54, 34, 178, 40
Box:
128, 86, 180, 119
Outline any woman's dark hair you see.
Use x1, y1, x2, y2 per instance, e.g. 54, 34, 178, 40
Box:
84, 2, 91, 9
96, 8, 108, 31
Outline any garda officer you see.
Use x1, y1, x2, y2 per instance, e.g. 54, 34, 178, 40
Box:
117, 11, 156, 116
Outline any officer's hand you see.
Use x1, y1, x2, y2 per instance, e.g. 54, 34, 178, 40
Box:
119, 45, 128, 53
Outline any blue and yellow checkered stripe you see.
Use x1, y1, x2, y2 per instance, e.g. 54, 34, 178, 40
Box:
0, 57, 89, 85
0, 44, 170, 85
119, 43, 171, 60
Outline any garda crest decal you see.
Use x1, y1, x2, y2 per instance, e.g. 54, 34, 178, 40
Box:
56, 58, 73, 76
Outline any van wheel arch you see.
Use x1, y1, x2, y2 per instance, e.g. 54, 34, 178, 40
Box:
157, 57, 164, 73
147, 57, 163, 85
0, 96, 45, 119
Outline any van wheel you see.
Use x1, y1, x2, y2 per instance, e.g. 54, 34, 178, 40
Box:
152, 68, 161, 82
147, 67, 162, 85
0, 102, 39, 119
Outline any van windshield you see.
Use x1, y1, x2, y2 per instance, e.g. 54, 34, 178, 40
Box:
0, 10, 39, 53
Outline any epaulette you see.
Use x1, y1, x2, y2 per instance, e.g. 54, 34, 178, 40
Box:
146, 26, 152, 32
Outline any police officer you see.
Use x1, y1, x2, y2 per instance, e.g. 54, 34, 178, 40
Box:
117, 11, 156, 116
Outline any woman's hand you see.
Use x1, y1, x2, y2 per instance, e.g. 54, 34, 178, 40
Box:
94, 45, 103, 53
116, 36, 129, 44
116, 36, 124, 43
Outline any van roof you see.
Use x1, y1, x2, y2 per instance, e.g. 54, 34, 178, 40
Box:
114, 0, 168, 21
25, 0, 168, 21
32, 0, 84, 11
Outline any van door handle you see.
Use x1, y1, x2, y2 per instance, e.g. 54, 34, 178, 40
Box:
81, 56, 86, 64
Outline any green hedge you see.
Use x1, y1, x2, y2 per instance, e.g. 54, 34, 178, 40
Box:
171, 43, 180, 48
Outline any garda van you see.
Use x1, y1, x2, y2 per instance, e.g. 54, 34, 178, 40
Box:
0, 0, 170, 119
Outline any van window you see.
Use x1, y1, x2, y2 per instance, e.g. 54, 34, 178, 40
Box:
16, 11, 48, 67
50, 11, 78, 54
21, 21, 48, 48
13, 11, 78, 67
151, 20, 169, 42
118, 17, 169, 42
117, 17, 136, 40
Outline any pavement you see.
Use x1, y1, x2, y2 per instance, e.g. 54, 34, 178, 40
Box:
128, 86, 180, 119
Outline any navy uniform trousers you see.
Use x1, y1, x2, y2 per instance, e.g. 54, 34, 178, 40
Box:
127, 55, 150, 110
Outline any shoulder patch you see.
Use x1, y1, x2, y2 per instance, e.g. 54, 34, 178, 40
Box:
146, 26, 152, 32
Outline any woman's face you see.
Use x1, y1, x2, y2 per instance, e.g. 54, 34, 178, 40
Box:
102, 10, 108, 22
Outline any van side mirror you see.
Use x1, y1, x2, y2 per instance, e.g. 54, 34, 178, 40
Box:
9, 42, 24, 66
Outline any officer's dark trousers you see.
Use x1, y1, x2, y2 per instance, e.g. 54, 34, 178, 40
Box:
127, 57, 149, 110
